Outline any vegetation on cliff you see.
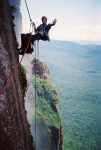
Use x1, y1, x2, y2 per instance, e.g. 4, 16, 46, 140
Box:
32, 59, 63, 150
19, 64, 28, 96
33, 75, 62, 129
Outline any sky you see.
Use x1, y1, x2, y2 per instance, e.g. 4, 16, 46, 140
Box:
21, 0, 101, 44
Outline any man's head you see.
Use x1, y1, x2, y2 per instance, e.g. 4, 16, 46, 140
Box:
41, 16, 47, 24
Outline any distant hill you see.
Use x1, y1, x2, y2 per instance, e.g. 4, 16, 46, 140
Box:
39, 40, 101, 150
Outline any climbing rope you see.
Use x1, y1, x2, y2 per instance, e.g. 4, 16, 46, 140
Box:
0, 0, 34, 96
25, 0, 32, 23
25, 0, 37, 147
34, 41, 37, 149
0, 0, 37, 148
37, 40, 39, 60
0, 32, 33, 96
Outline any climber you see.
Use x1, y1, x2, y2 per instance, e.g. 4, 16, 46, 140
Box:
18, 16, 57, 55
31, 16, 57, 42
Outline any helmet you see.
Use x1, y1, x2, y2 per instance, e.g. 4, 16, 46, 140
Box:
41, 16, 47, 21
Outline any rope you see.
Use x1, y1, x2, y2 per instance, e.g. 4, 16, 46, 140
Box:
37, 40, 39, 60
1, 0, 37, 148
0, 33, 32, 96
0, 0, 34, 96
25, 0, 32, 23
34, 41, 37, 149
1, 0, 37, 149
25, 0, 37, 148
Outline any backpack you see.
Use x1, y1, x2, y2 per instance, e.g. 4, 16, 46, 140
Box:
19, 33, 34, 55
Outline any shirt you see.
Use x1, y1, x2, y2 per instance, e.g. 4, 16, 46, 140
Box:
37, 23, 54, 41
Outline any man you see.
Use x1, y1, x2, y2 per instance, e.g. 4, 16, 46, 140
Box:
31, 16, 57, 42
18, 16, 56, 55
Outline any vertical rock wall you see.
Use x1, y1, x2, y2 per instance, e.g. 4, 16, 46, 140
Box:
9, 0, 22, 45
0, 0, 34, 149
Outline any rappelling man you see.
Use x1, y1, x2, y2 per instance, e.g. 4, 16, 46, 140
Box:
18, 16, 57, 55
31, 16, 57, 42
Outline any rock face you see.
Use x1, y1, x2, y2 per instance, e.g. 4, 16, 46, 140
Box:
9, 0, 22, 45
34, 59, 50, 79
32, 59, 63, 150
0, 0, 34, 149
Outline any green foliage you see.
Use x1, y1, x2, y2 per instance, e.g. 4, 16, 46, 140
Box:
36, 94, 61, 129
32, 75, 62, 129
19, 64, 28, 96
33, 76, 59, 105
37, 40, 101, 150
20, 64, 27, 74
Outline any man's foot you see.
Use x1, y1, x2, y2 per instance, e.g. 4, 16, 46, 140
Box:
18, 51, 24, 55
18, 47, 22, 51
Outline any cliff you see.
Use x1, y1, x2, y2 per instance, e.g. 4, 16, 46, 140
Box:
9, 0, 22, 44
0, 0, 34, 149
32, 59, 63, 150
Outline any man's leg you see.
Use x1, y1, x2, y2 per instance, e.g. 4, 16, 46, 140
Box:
31, 33, 42, 44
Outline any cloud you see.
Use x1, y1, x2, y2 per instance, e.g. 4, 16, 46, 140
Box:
50, 25, 101, 42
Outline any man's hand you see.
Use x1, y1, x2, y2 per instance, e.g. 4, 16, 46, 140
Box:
33, 22, 36, 27
33, 22, 37, 32
52, 19, 57, 25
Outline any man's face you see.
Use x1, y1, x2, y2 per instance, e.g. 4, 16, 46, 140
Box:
42, 18, 47, 24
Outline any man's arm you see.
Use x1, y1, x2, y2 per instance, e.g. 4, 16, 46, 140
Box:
52, 19, 57, 25
33, 22, 37, 33
47, 19, 57, 28
37, 24, 42, 32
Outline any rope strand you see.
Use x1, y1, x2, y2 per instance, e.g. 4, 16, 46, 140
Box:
34, 41, 37, 149
0, 33, 32, 96
25, 0, 32, 22
0, 1, 37, 149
